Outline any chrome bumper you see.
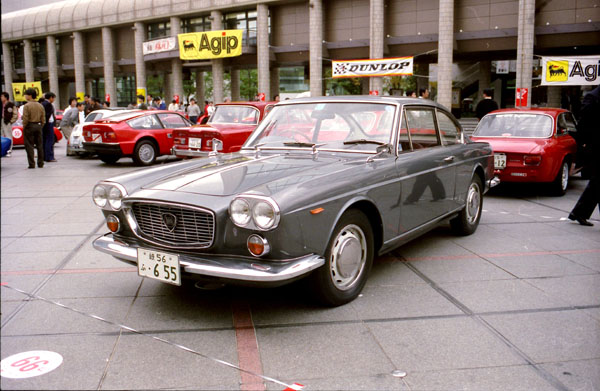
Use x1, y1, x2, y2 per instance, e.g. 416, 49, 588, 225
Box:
171, 147, 209, 157
93, 234, 325, 283
488, 176, 501, 188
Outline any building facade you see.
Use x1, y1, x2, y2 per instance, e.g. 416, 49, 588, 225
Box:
1, 0, 599, 112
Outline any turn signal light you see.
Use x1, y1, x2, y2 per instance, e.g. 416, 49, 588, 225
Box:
247, 235, 270, 257
523, 155, 542, 165
105, 131, 117, 141
106, 215, 121, 232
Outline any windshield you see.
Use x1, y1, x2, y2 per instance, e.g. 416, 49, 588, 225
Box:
474, 113, 553, 138
85, 113, 104, 122
209, 105, 259, 125
244, 102, 397, 151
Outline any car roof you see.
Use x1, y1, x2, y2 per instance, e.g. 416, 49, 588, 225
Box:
98, 110, 178, 122
215, 101, 276, 108
487, 107, 568, 117
278, 95, 449, 110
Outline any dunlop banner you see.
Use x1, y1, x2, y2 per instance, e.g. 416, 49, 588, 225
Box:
12, 81, 43, 102
178, 30, 243, 60
541, 56, 600, 86
332, 57, 413, 78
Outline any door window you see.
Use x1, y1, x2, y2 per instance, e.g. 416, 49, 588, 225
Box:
398, 114, 411, 153
436, 110, 461, 145
158, 113, 189, 129
128, 114, 163, 130
405, 108, 439, 149
557, 112, 576, 135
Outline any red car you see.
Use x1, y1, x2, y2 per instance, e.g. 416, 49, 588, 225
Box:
470, 108, 577, 195
82, 110, 192, 165
172, 101, 275, 158
11, 121, 63, 146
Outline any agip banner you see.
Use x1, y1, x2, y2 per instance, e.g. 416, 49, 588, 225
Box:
541, 56, 600, 86
178, 30, 243, 60
332, 57, 413, 78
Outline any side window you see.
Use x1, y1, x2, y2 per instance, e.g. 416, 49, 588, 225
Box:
405, 108, 439, 149
437, 110, 461, 145
157, 113, 188, 129
398, 112, 411, 153
127, 114, 163, 130
557, 113, 576, 135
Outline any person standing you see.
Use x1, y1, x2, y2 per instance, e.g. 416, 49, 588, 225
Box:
21, 88, 46, 168
63, 97, 77, 117
61, 102, 83, 152
475, 89, 499, 120
89, 97, 103, 112
569, 86, 600, 226
41, 92, 57, 163
83, 94, 92, 115
419, 88, 430, 99
168, 99, 179, 111
1, 92, 19, 156
187, 98, 201, 124
137, 95, 148, 110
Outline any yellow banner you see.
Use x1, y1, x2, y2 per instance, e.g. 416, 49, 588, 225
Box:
136, 88, 147, 100
12, 82, 43, 102
76, 92, 85, 102
178, 30, 243, 60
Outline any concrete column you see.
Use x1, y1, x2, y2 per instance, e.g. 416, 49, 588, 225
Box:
231, 68, 240, 101
478, 60, 491, 102
309, 0, 323, 97
547, 86, 561, 108
3, 43, 14, 101
361, 78, 370, 95
257, 3, 270, 100
101, 27, 117, 107
134, 22, 147, 97
270, 67, 280, 99
73, 31, 86, 98
211, 10, 224, 103
86, 80, 93, 96
23, 39, 34, 83
46, 36, 60, 108
170, 16, 184, 103
195, 71, 205, 105
369, 0, 384, 95
436, 0, 454, 109
516, 0, 535, 108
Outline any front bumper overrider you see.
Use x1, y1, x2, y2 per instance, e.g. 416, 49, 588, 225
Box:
93, 234, 325, 284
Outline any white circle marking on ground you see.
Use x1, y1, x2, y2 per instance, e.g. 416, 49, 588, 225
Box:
1, 351, 63, 379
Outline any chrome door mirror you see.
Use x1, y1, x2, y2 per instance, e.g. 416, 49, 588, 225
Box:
209, 138, 223, 156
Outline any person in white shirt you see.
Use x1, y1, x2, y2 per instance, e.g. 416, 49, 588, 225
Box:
168, 99, 179, 111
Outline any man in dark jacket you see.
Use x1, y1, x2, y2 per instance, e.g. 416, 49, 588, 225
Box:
1, 92, 19, 156
22, 88, 46, 168
41, 92, 57, 162
475, 89, 499, 120
89, 97, 103, 112
569, 86, 600, 226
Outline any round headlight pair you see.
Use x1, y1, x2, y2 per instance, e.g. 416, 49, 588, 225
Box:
93, 183, 125, 210
230, 197, 279, 230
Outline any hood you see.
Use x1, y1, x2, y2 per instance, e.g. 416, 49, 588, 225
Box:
470, 136, 550, 154
142, 152, 359, 196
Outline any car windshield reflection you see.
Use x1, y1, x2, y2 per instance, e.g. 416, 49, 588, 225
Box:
474, 113, 553, 138
244, 102, 396, 152
209, 105, 260, 125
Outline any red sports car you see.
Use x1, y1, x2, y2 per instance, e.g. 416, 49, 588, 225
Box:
11, 120, 63, 146
82, 110, 192, 165
172, 101, 275, 158
470, 108, 578, 195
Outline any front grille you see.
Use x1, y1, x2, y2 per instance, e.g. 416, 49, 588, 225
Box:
129, 202, 215, 248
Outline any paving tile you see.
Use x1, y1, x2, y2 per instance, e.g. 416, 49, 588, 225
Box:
541, 359, 600, 391
368, 317, 526, 371
581, 307, 600, 321
0, 274, 48, 302
2, 236, 89, 253
0, 334, 118, 390
451, 224, 546, 254
24, 222, 102, 237
266, 374, 410, 391
99, 331, 240, 390
366, 254, 426, 286
257, 323, 394, 380
36, 270, 142, 299
487, 254, 594, 279
483, 310, 600, 362
1, 224, 36, 238
440, 279, 568, 313
404, 365, 553, 390
559, 252, 600, 273
409, 256, 514, 283
0, 251, 70, 272
526, 274, 600, 307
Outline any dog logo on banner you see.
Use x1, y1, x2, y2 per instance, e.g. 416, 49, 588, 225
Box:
546, 61, 569, 82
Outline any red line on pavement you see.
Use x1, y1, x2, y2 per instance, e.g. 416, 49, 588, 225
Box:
0, 267, 137, 276
231, 300, 265, 391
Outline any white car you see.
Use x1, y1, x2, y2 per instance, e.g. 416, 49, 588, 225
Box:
68, 109, 136, 156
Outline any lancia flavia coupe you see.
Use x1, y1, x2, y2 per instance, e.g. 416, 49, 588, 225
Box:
92, 97, 494, 306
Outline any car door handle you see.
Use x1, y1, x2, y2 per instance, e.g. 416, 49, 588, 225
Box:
443, 156, 455, 162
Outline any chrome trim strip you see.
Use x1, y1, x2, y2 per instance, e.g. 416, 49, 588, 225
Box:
93, 234, 324, 282
172, 148, 210, 157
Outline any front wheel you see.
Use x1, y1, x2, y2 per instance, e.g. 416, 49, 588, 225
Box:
551, 159, 569, 196
133, 140, 157, 166
309, 209, 374, 306
450, 175, 483, 236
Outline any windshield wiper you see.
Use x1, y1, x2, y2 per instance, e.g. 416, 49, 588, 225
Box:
343, 139, 386, 146
283, 141, 316, 147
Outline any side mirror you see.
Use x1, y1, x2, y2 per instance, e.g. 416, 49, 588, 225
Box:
209, 138, 223, 156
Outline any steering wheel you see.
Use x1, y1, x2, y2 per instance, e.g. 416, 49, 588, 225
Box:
278, 129, 312, 143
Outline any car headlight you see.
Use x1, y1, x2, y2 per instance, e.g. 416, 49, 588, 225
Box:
93, 185, 108, 207
230, 198, 251, 226
253, 201, 276, 230
108, 186, 124, 210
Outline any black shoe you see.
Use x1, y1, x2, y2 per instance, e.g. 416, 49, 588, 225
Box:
38, 164, 44, 168
28, 166, 35, 169
568, 213, 593, 226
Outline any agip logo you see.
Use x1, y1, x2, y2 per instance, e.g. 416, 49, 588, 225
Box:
178, 30, 243, 60
546, 61, 568, 82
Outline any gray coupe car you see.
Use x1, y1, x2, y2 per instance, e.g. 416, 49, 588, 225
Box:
91, 96, 494, 305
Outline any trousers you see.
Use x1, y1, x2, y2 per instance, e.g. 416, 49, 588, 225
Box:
43, 124, 55, 161
24, 123, 44, 167
1, 121, 13, 151
571, 175, 600, 220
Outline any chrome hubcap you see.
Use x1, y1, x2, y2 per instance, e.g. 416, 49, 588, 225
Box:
466, 182, 481, 224
139, 144, 155, 163
561, 163, 569, 191
329, 224, 367, 291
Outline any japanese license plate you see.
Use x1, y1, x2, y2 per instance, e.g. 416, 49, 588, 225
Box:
137, 248, 181, 286
92, 134, 103, 143
189, 137, 202, 149
494, 153, 506, 169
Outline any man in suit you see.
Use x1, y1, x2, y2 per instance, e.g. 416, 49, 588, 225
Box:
41, 92, 57, 162
475, 89, 499, 120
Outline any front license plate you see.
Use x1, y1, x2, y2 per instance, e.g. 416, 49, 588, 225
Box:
137, 248, 181, 286
494, 153, 506, 169
189, 137, 202, 149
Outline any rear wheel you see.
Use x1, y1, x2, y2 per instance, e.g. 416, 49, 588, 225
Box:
309, 209, 373, 306
99, 154, 120, 164
551, 159, 569, 196
450, 175, 483, 236
133, 140, 157, 166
